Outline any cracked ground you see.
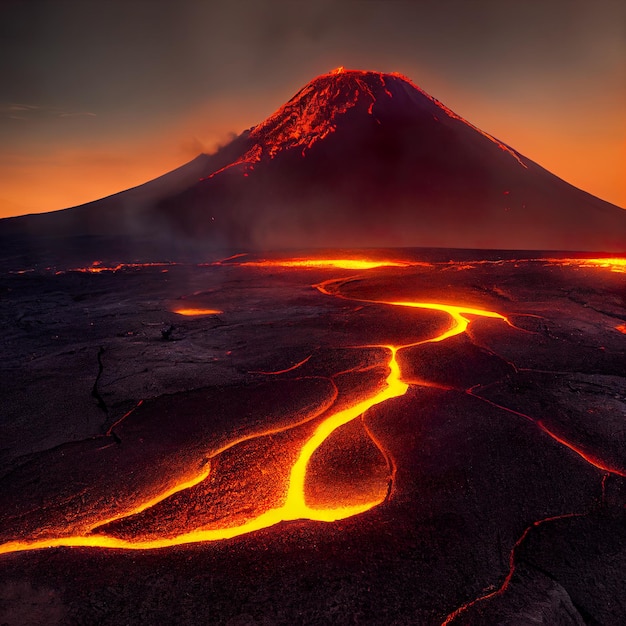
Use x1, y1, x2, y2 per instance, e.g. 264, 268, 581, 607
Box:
0, 249, 624, 625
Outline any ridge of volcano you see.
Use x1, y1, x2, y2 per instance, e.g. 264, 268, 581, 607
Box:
209, 68, 527, 178
1, 68, 625, 256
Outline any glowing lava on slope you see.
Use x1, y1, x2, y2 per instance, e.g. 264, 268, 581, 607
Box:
206, 68, 528, 180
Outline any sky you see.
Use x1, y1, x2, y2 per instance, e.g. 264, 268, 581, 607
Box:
1, 0, 624, 218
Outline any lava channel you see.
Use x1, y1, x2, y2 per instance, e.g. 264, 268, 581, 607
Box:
0, 262, 513, 555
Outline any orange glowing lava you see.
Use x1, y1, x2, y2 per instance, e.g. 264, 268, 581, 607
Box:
1, 257, 617, 558
0, 346, 406, 553
203, 68, 531, 181
441, 512, 585, 625
206, 70, 403, 176
550, 257, 626, 273
616, 324, 626, 334
578, 258, 626, 273
60, 261, 178, 274
0, 266, 511, 556
536, 422, 626, 476
172, 307, 222, 316
387, 301, 508, 342
239, 258, 417, 270
467, 391, 626, 478
251, 355, 313, 375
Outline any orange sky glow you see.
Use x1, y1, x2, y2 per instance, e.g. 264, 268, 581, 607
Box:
1, 78, 623, 220
1, 1, 624, 218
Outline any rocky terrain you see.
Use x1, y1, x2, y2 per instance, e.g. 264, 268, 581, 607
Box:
0, 248, 624, 625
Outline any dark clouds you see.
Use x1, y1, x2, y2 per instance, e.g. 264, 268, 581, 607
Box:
3, 0, 623, 110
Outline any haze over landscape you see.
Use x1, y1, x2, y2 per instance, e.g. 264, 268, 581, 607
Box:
1, 0, 625, 219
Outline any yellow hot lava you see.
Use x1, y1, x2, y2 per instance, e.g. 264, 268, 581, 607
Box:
239, 258, 416, 270
0, 262, 512, 555
550, 257, 626, 273
172, 308, 222, 316
388, 301, 507, 341
577, 258, 626, 273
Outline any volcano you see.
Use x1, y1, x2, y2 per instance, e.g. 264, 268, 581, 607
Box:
2, 68, 626, 626
1, 68, 625, 253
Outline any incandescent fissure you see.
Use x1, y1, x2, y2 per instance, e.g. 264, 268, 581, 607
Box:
0, 260, 514, 555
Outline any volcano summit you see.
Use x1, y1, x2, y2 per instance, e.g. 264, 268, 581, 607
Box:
2, 68, 625, 253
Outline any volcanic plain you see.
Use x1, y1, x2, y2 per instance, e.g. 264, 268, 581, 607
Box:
0, 246, 624, 625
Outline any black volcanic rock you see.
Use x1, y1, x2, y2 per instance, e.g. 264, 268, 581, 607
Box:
2, 68, 625, 253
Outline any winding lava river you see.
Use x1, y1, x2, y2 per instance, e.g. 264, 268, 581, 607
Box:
0, 260, 511, 555
0, 257, 620, 563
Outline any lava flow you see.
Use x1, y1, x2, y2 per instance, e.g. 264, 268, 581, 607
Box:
0, 346, 406, 553
59, 261, 178, 274
237, 258, 417, 270
172, 307, 222, 316
0, 261, 513, 556
2, 256, 622, 560
553, 257, 626, 273
441, 512, 586, 625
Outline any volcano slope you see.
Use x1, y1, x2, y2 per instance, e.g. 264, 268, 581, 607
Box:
0, 249, 624, 625
1, 68, 625, 257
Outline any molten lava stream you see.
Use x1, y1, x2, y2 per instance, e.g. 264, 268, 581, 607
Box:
0, 346, 408, 553
566, 257, 626, 273
0, 265, 514, 555
172, 307, 222, 316
236, 258, 415, 270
